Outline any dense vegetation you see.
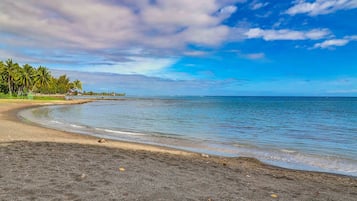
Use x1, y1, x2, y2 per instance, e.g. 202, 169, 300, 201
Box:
0, 59, 82, 97
82, 91, 125, 96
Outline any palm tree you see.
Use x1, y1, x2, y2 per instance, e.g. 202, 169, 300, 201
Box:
56, 74, 70, 94
33, 66, 51, 93
0, 60, 4, 80
0, 61, 6, 93
0, 59, 84, 96
18, 64, 35, 94
73, 79, 82, 92
1, 59, 19, 96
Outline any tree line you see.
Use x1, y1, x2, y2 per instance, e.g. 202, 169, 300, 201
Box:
0, 59, 82, 96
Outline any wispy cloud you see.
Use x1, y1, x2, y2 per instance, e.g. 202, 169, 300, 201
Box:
241, 53, 266, 60
245, 28, 331, 41
88, 57, 178, 75
50, 69, 242, 96
286, 0, 357, 16
313, 39, 349, 49
183, 51, 210, 57
346, 35, 357, 40
313, 35, 357, 49
218, 5, 238, 18
250, 1, 269, 10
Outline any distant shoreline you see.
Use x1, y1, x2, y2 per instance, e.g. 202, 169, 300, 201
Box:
65, 95, 127, 101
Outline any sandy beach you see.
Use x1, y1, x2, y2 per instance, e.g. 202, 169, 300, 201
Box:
0, 100, 356, 201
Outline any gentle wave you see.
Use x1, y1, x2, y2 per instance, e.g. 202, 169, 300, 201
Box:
280, 149, 297, 153
70, 124, 85, 128
94, 128, 146, 136
232, 145, 357, 175
50, 120, 63, 124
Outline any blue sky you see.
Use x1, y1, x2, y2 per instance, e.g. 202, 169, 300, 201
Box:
0, 0, 356, 96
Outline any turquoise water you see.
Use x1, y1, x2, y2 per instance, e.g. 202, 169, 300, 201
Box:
20, 97, 357, 176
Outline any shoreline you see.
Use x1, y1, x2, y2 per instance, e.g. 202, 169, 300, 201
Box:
17, 99, 357, 177
0, 99, 194, 156
1, 99, 356, 200
4, 99, 357, 176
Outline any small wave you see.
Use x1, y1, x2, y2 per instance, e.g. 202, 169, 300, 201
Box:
70, 124, 85, 128
50, 120, 63, 124
289, 153, 357, 175
226, 144, 357, 176
95, 128, 146, 136
280, 149, 297, 153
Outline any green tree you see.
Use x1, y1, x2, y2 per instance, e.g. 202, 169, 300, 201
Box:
48, 77, 58, 94
1, 59, 19, 96
17, 64, 35, 94
0, 61, 7, 93
72, 79, 82, 92
33, 66, 51, 93
0, 59, 84, 96
56, 74, 70, 94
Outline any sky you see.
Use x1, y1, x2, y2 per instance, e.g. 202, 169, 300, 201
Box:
0, 0, 356, 96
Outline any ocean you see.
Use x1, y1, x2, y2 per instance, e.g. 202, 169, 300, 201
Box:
19, 96, 357, 176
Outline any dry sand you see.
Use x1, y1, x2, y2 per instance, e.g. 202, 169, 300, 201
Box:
0, 99, 356, 201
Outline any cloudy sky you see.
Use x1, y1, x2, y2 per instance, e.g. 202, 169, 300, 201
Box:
0, 0, 356, 96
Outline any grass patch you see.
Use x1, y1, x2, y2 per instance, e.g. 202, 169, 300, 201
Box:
0, 93, 65, 100
0, 93, 25, 99
33, 96, 65, 100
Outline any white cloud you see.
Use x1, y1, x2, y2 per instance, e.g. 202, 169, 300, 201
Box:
0, 0, 238, 74
183, 51, 209, 56
251, 1, 269, 10
305, 29, 331, 39
88, 57, 178, 75
242, 53, 265, 60
219, 5, 238, 17
245, 28, 330, 41
286, 0, 357, 16
346, 35, 357, 40
313, 35, 357, 49
141, 0, 219, 28
313, 39, 349, 49
0, 0, 237, 50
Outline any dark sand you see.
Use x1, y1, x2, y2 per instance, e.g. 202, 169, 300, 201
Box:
0, 100, 356, 201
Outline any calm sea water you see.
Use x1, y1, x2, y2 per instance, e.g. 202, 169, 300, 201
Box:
20, 96, 357, 176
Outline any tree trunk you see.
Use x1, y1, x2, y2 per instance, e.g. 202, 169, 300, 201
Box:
8, 76, 12, 96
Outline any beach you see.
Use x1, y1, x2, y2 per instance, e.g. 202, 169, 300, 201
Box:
0, 100, 356, 201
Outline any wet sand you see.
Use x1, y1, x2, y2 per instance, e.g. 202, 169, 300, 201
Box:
0, 99, 356, 200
